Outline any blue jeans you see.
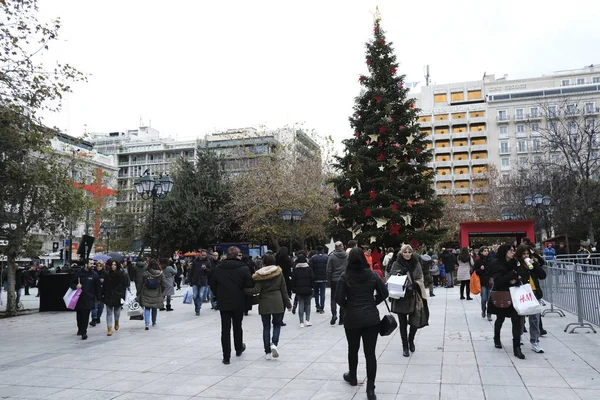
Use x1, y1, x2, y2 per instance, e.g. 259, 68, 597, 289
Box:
208, 287, 217, 307
314, 281, 327, 311
262, 313, 283, 354
193, 285, 209, 313
446, 272, 455, 287
481, 285, 491, 317
91, 301, 104, 321
144, 307, 158, 326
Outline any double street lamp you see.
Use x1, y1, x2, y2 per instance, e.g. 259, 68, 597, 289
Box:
282, 210, 303, 255
100, 224, 118, 253
524, 194, 552, 245
134, 170, 175, 257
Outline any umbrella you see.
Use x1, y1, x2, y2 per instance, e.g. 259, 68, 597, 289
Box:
93, 254, 110, 262
107, 252, 124, 263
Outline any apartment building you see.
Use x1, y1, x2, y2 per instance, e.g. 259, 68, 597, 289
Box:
414, 81, 489, 205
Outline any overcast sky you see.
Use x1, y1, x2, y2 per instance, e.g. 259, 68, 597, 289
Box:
38, 0, 599, 147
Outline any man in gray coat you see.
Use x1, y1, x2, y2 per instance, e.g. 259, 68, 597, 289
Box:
327, 241, 348, 325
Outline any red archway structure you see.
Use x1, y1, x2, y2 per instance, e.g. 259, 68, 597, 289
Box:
459, 220, 535, 248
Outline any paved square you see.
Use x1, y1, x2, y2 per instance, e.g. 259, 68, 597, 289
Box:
1, 285, 600, 399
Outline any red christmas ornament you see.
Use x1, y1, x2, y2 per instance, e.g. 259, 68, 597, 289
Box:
389, 222, 401, 236
354, 131, 360, 138
404, 157, 409, 163
407, 200, 414, 208
398, 83, 403, 89
410, 103, 415, 109
377, 140, 383, 148
377, 153, 385, 162
374, 26, 380, 33
393, 143, 401, 148
399, 125, 405, 131
379, 39, 385, 45
334, 204, 340, 212
352, 201, 358, 205
379, 126, 386, 134
416, 148, 422, 154
369, 190, 377, 199
375, 96, 382, 103
391, 203, 398, 211
367, 59, 372, 66
363, 208, 372, 217
391, 67, 397, 74
343, 190, 350, 198
410, 239, 420, 249
359, 75, 366, 82
389, 173, 393, 180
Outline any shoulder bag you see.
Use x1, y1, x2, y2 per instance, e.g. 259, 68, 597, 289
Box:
490, 282, 512, 309
379, 299, 398, 336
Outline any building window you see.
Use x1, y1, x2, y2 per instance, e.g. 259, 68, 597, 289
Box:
529, 107, 539, 118
499, 126, 509, 137
498, 110, 508, 121
517, 140, 528, 153
434, 93, 447, 103
501, 157, 510, 170
566, 104, 577, 116
585, 118, 596, 131
532, 138, 541, 152
451, 92, 464, 101
548, 105, 558, 117
518, 156, 528, 166
577, 78, 585, 85
515, 108, 524, 120
585, 102, 596, 114
530, 122, 540, 133
468, 90, 482, 100
568, 121, 578, 134
594, 77, 600, 83
516, 124, 525, 134
500, 140, 510, 154
561, 79, 570, 86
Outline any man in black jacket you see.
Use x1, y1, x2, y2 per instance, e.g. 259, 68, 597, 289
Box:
71, 260, 101, 340
309, 247, 328, 314
210, 246, 253, 365
190, 250, 212, 316
441, 249, 457, 288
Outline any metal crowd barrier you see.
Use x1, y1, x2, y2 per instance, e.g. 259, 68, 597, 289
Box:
555, 253, 600, 267
541, 261, 598, 333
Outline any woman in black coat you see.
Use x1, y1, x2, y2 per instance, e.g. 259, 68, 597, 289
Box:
291, 254, 314, 327
488, 244, 526, 359
102, 260, 130, 336
335, 248, 388, 400
474, 246, 493, 321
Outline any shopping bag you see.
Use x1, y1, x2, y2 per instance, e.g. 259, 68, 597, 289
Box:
183, 289, 193, 304
123, 289, 132, 305
127, 300, 143, 317
387, 275, 409, 299
63, 288, 82, 310
470, 271, 481, 295
509, 284, 542, 316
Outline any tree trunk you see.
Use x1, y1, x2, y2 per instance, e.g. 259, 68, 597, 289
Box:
5, 247, 18, 315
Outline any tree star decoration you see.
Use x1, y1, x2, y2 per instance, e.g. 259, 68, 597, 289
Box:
402, 149, 408, 155
349, 187, 356, 196
368, 134, 379, 143
374, 217, 389, 228
370, 236, 377, 244
401, 214, 412, 226
325, 238, 336, 254
378, 165, 385, 172
356, 180, 362, 192
406, 135, 415, 144
408, 159, 419, 167
389, 222, 401, 236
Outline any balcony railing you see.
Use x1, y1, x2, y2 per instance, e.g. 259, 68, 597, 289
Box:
496, 115, 510, 123
514, 114, 526, 122
526, 113, 542, 120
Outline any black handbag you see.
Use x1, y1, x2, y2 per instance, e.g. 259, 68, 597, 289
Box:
380, 299, 398, 336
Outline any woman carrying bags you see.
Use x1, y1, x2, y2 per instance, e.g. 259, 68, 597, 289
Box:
102, 259, 130, 336
335, 247, 388, 400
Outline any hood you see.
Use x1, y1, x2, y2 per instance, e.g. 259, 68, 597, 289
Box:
420, 254, 432, 262
332, 250, 348, 259
295, 262, 309, 268
252, 265, 282, 281
148, 268, 163, 278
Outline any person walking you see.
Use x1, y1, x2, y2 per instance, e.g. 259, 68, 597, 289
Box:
474, 247, 493, 321
190, 250, 212, 316
382, 247, 395, 280
134, 258, 148, 293
336, 248, 388, 400
420, 254, 435, 297
90, 261, 107, 326
102, 260, 129, 336
160, 258, 177, 311
71, 260, 101, 340
139, 260, 167, 330
457, 247, 473, 300
175, 260, 183, 290
326, 241, 348, 324
291, 254, 314, 327
390, 245, 425, 357
210, 246, 254, 365
246, 254, 292, 360
309, 246, 329, 315
441, 249, 457, 288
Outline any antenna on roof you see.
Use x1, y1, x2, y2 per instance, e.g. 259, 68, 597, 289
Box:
424, 65, 430, 86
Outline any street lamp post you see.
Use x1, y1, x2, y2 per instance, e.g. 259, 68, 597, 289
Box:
100, 224, 119, 253
282, 210, 303, 255
524, 194, 552, 244
134, 170, 175, 258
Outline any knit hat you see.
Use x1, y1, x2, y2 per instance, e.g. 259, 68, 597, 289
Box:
335, 241, 344, 251
296, 254, 307, 263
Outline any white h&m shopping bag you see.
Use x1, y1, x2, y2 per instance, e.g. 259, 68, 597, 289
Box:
509, 284, 542, 316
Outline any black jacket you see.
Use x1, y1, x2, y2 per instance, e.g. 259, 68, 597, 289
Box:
102, 269, 129, 307
309, 253, 328, 281
441, 251, 457, 273
190, 257, 212, 286
291, 263, 314, 296
474, 255, 493, 288
70, 268, 101, 311
210, 258, 253, 311
335, 266, 388, 330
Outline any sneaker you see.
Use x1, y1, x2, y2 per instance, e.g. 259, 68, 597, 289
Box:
532, 342, 544, 353
270, 344, 279, 358
196, 312, 200, 316
305, 321, 312, 326
145, 326, 149, 331
540, 329, 548, 336
264, 353, 272, 360
330, 315, 338, 325
487, 315, 493, 321
482, 311, 486, 318
300, 323, 305, 328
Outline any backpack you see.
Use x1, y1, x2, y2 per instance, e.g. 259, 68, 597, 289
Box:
146, 276, 159, 290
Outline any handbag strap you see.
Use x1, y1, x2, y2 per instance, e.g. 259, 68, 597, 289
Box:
383, 298, 392, 313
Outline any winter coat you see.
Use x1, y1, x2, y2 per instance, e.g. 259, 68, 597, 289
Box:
291, 262, 314, 296
335, 266, 388, 330
102, 269, 129, 307
162, 265, 176, 296
389, 254, 424, 315
420, 255, 433, 286
474, 255, 493, 288
70, 268, 101, 311
245, 265, 292, 315
308, 252, 328, 282
134, 261, 147, 292
139, 268, 167, 309
326, 250, 348, 283
210, 258, 253, 311
456, 257, 473, 281
441, 251, 457, 273
190, 257, 212, 286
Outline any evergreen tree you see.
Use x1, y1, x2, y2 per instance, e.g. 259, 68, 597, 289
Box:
331, 13, 444, 249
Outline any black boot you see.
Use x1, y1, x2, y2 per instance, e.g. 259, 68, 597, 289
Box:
494, 337, 502, 349
343, 372, 357, 386
513, 346, 525, 360
408, 330, 416, 353
402, 343, 410, 357
366, 380, 377, 400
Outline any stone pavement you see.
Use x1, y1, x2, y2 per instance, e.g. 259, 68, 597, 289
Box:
1, 285, 600, 400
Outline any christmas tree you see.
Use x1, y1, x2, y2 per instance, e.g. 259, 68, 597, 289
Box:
331, 12, 444, 249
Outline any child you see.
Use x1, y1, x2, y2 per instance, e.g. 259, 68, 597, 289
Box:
439, 261, 447, 288
372, 262, 384, 280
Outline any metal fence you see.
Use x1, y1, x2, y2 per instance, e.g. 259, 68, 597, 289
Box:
555, 253, 600, 268
540, 261, 599, 333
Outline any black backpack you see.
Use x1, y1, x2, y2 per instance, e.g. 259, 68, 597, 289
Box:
146, 276, 159, 290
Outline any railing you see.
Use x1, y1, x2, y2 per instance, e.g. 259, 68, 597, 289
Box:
540, 261, 599, 333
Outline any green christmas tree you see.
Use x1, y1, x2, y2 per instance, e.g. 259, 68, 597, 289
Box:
331, 13, 444, 249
